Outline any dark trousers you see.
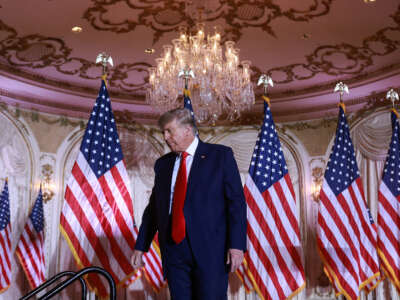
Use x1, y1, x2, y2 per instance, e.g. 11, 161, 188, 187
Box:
164, 232, 228, 300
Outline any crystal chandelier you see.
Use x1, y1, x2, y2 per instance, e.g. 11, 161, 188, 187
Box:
146, 23, 255, 124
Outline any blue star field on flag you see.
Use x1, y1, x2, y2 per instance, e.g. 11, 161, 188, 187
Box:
248, 101, 288, 193
81, 80, 123, 178
183, 89, 198, 133
183, 91, 195, 118
382, 111, 400, 197
0, 181, 10, 231
30, 188, 44, 233
325, 105, 360, 196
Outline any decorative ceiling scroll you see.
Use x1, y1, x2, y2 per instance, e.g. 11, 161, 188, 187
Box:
0, 26, 151, 93
252, 5, 400, 85
0, 1, 398, 100
84, 0, 333, 43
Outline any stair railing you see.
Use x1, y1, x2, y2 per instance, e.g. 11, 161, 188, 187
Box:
20, 266, 116, 300
19, 271, 87, 300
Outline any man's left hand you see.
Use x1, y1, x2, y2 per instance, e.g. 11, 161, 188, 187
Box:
226, 248, 244, 273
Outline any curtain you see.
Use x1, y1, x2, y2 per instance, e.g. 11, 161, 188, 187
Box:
352, 110, 399, 300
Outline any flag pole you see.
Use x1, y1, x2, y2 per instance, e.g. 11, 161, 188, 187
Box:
96, 52, 114, 84
387, 89, 399, 113
316, 81, 382, 298
334, 82, 349, 112
377, 88, 400, 293
257, 74, 273, 107
179, 66, 195, 91
242, 73, 307, 299
179, 67, 199, 133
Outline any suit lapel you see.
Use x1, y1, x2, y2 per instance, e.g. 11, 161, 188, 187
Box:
160, 153, 177, 214
186, 141, 207, 201
164, 154, 176, 191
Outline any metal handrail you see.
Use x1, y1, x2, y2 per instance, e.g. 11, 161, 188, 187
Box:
37, 266, 116, 300
19, 271, 87, 300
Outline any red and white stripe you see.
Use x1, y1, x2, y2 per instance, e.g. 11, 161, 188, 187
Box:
123, 233, 165, 291
15, 220, 45, 289
142, 238, 165, 291
236, 257, 254, 293
0, 222, 11, 292
317, 178, 380, 300
377, 181, 400, 291
128, 228, 165, 291
245, 174, 305, 300
60, 152, 139, 297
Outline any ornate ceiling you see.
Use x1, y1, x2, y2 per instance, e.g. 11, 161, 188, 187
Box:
0, 0, 399, 124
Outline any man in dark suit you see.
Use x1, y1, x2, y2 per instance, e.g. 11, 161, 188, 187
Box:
132, 108, 247, 299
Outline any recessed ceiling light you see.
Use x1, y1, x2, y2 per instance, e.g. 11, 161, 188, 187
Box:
71, 26, 83, 33
145, 48, 155, 54
364, 0, 376, 2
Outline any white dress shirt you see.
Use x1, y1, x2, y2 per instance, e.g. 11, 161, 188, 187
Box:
169, 137, 199, 214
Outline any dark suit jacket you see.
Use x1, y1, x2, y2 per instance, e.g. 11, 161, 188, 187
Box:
135, 140, 247, 274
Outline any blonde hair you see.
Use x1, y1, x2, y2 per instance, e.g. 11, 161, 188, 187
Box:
158, 108, 196, 134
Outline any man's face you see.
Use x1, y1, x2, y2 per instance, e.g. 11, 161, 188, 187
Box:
162, 119, 194, 153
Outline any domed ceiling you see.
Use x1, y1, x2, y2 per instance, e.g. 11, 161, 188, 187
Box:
0, 0, 399, 124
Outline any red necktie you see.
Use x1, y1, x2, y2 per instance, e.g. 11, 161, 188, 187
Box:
172, 152, 188, 244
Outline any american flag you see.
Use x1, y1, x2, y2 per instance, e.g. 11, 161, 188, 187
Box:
377, 109, 400, 293
317, 104, 381, 300
124, 231, 165, 292
0, 180, 11, 292
141, 234, 165, 292
183, 89, 197, 131
236, 257, 254, 293
16, 187, 45, 289
244, 99, 305, 300
60, 80, 140, 297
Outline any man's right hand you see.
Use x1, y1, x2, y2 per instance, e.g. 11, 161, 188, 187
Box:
131, 250, 144, 269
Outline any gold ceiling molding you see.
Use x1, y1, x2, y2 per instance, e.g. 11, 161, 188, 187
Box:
277, 86, 400, 133
0, 79, 396, 127
0, 101, 86, 128
0, 85, 93, 112
0, 2, 398, 125
0, 3, 398, 98
1, 100, 164, 161
217, 86, 399, 125
0, 100, 160, 137
84, 0, 333, 44
274, 92, 388, 119
346, 88, 400, 126
0, 95, 159, 126
113, 109, 160, 124
279, 119, 337, 134
108, 62, 152, 92
0, 64, 147, 102
0, 88, 395, 147
84, 0, 189, 44
252, 4, 400, 85
3, 35, 71, 68
0, 19, 17, 41
0, 23, 151, 94
252, 62, 400, 101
